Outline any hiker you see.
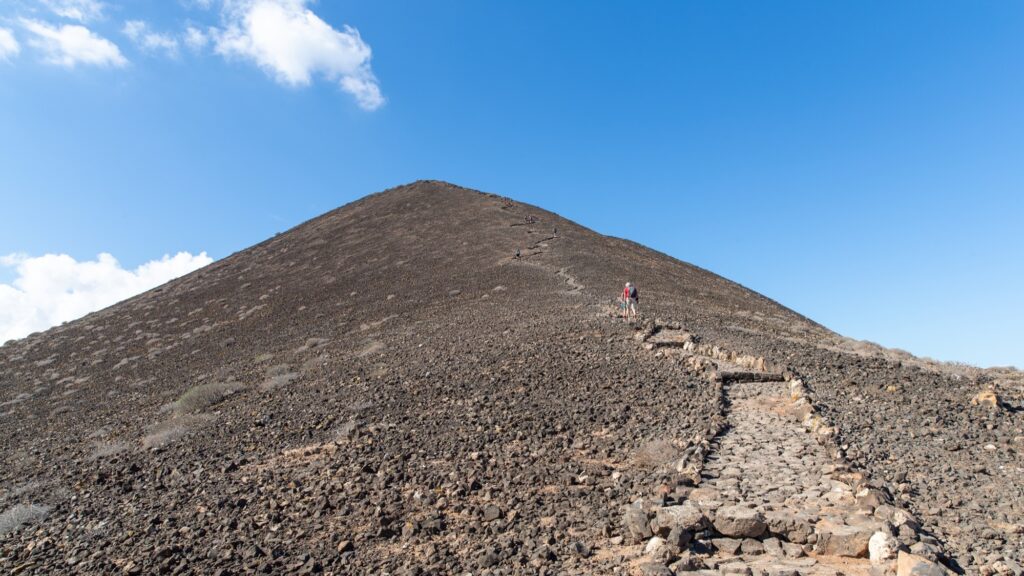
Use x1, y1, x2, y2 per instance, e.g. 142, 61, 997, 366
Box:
515, 248, 521, 259
622, 282, 639, 322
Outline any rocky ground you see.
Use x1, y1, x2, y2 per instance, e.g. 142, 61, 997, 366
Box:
0, 181, 1020, 575
594, 323, 956, 576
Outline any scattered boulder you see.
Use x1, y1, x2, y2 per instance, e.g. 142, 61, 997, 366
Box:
781, 542, 805, 558
712, 538, 742, 555
987, 560, 1024, 576
670, 552, 706, 572
869, 530, 899, 565
970, 389, 1001, 409
815, 519, 872, 558
719, 562, 754, 576
762, 537, 783, 557
740, 538, 763, 555
653, 502, 706, 535
481, 504, 502, 522
644, 536, 672, 562
623, 508, 653, 543
896, 551, 950, 576
714, 505, 766, 538
765, 509, 815, 544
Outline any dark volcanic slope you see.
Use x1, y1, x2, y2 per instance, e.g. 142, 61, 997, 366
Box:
0, 181, 1020, 574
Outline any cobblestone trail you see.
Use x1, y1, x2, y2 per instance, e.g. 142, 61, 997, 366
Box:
623, 326, 952, 576
694, 381, 878, 576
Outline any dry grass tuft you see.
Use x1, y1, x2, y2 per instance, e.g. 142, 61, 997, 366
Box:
357, 341, 385, 357
173, 381, 245, 414
0, 503, 49, 535
91, 441, 130, 459
142, 414, 210, 449
259, 365, 299, 391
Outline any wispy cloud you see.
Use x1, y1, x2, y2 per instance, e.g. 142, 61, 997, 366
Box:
0, 251, 213, 344
214, 0, 384, 110
184, 25, 210, 52
181, 0, 216, 10
7, 0, 384, 108
21, 18, 127, 68
0, 28, 20, 61
41, 0, 106, 22
123, 19, 180, 57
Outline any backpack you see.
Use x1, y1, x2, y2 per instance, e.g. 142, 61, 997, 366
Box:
629, 286, 638, 301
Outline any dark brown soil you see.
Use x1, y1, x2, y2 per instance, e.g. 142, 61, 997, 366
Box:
0, 181, 1019, 574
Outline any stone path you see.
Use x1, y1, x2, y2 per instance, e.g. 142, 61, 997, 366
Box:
621, 321, 952, 576
692, 381, 877, 576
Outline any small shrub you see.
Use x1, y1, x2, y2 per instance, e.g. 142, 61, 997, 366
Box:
266, 364, 293, 377
91, 441, 130, 459
333, 418, 359, 440
172, 381, 244, 414
259, 365, 298, 391
259, 373, 299, 391
357, 341, 385, 357
0, 503, 49, 536
142, 414, 209, 449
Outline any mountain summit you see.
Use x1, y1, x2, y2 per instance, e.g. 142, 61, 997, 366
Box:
0, 181, 1019, 574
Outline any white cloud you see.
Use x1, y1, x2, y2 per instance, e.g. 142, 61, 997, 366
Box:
184, 0, 216, 9
122, 20, 145, 41
42, 0, 105, 22
22, 18, 127, 68
122, 19, 179, 57
184, 25, 209, 52
0, 28, 20, 61
214, 0, 383, 110
0, 251, 213, 345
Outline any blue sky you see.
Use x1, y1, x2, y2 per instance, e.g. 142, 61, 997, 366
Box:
1, 1, 1022, 367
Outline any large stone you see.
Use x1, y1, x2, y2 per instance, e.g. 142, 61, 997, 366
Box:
712, 538, 743, 555
989, 560, 1024, 576
643, 534, 661, 549
856, 487, 889, 510
765, 510, 814, 544
896, 552, 950, 576
815, 520, 872, 558
645, 536, 672, 562
687, 488, 723, 513
666, 526, 693, 550
762, 537, 783, 557
720, 562, 753, 576
909, 541, 942, 561
714, 505, 767, 538
781, 542, 805, 558
670, 552, 706, 573
653, 502, 707, 535
623, 508, 653, 543
971, 390, 1001, 409
869, 531, 898, 565
740, 538, 763, 555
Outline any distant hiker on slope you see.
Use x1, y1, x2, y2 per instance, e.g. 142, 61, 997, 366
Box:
622, 282, 639, 322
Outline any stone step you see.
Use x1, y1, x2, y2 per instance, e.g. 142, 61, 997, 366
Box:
715, 371, 786, 384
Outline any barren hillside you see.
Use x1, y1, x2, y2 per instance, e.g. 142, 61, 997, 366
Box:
1, 181, 1020, 575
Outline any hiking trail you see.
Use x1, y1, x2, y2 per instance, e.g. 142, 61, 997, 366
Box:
614, 319, 951, 576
